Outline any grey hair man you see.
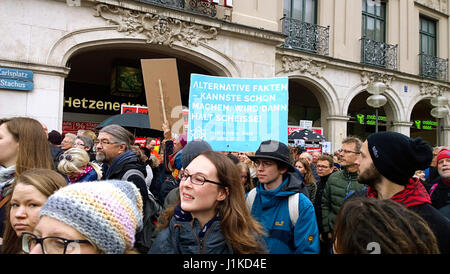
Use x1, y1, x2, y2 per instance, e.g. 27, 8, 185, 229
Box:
96, 124, 150, 252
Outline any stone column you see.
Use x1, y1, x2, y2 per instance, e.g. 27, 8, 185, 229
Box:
326, 115, 350, 152
390, 121, 413, 137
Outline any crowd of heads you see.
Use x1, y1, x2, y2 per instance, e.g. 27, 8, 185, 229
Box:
0, 116, 449, 255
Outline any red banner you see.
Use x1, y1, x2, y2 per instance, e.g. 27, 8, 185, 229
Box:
62, 121, 99, 135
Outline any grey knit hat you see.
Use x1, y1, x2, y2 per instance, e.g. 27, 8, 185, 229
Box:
181, 139, 213, 169
39, 180, 143, 254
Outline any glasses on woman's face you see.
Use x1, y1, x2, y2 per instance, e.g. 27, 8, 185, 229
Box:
22, 232, 91, 254
180, 171, 223, 186
73, 142, 85, 148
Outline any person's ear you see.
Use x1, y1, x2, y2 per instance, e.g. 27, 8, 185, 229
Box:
118, 143, 127, 154
217, 187, 229, 202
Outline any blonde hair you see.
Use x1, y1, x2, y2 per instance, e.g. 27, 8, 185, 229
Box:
58, 148, 102, 179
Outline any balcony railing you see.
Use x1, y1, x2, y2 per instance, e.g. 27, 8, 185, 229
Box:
420, 53, 449, 81
361, 37, 398, 70
282, 17, 329, 56
137, 0, 219, 18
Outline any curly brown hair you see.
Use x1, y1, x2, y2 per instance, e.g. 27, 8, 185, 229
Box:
333, 197, 440, 254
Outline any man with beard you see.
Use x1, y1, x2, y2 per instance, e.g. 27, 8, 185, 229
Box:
354, 132, 450, 253
96, 124, 151, 252
321, 137, 365, 246
428, 148, 450, 219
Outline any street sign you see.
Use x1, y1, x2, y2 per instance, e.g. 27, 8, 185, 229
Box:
0, 67, 34, 91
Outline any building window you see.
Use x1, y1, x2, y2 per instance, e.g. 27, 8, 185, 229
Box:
283, 0, 317, 24
420, 16, 437, 57
419, 16, 448, 80
362, 0, 386, 42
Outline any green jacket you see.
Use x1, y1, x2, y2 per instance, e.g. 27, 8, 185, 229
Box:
321, 168, 365, 234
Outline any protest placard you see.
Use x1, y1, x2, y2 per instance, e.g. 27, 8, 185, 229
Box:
141, 59, 184, 135
188, 74, 288, 152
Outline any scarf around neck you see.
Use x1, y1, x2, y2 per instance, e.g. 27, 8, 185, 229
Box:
0, 165, 16, 200
366, 178, 431, 207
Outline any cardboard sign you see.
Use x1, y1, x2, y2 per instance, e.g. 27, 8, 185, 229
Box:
141, 59, 183, 134
188, 74, 288, 152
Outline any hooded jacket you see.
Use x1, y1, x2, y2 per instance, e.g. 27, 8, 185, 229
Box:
103, 150, 149, 210
366, 178, 450, 254
249, 172, 320, 254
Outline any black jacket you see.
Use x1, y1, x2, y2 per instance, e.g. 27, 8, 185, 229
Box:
313, 173, 332, 234
103, 150, 149, 209
409, 203, 450, 254
428, 177, 450, 210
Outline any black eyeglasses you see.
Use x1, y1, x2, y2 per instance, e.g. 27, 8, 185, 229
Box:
22, 232, 91, 254
180, 171, 223, 186
58, 154, 73, 161
97, 139, 120, 146
338, 149, 360, 155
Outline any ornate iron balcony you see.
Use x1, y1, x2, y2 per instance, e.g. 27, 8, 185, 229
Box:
282, 17, 329, 56
137, 0, 218, 18
361, 37, 398, 70
420, 53, 449, 82
138, 0, 185, 10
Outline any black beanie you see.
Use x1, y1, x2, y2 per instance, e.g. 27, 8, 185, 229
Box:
367, 132, 433, 185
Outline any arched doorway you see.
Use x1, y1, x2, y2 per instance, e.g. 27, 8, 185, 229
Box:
410, 99, 437, 147
347, 91, 388, 140
62, 45, 216, 136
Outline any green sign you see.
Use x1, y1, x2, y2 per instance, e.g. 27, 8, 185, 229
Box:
414, 120, 437, 130
356, 114, 387, 125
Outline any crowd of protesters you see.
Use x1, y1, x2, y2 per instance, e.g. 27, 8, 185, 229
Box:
0, 116, 449, 254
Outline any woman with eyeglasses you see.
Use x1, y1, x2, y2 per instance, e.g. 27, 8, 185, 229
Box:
1, 169, 67, 254
73, 136, 96, 162
149, 151, 267, 254
57, 148, 102, 183
0, 117, 55, 244
23, 180, 143, 254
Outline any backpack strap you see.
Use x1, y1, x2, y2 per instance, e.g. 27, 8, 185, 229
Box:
0, 195, 11, 209
245, 188, 257, 213
246, 188, 300, 227
288, 193, 299, 226
429, 183, 438, 197
122, 169, 145, 182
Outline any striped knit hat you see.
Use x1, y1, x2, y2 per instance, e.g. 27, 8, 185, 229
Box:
39, 180, 143, 254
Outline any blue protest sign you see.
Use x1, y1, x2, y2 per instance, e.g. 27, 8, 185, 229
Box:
188, 74, 288, 152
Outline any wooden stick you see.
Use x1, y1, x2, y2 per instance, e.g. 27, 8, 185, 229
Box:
158, 79, 168, 123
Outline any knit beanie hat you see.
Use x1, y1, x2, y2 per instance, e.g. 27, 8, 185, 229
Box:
436, 149, 450, 164
181, 139, 212, 169
367, 132, 433, 185
39, 180, 143, 254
